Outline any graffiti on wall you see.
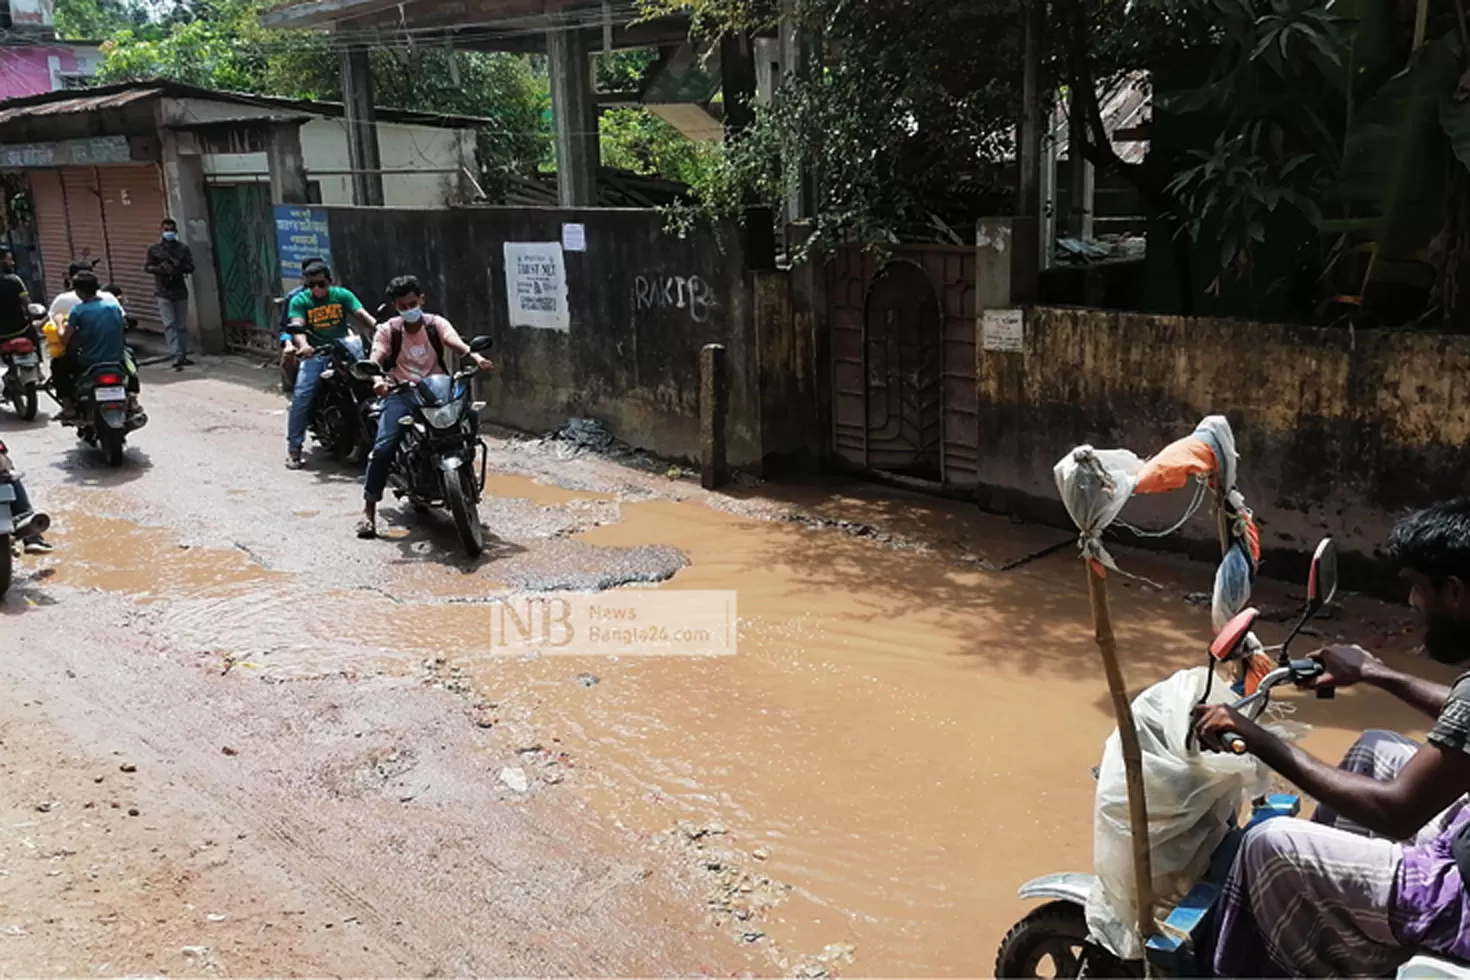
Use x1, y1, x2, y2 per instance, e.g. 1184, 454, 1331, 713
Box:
634, 274, 716, 324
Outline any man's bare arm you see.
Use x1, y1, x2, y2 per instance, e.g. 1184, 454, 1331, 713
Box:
1364, 660, 1454, 720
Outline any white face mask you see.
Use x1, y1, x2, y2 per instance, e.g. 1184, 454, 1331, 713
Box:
401, 306, 424, 324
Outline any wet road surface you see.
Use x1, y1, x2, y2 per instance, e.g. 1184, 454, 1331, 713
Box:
0, 353, 1456, 976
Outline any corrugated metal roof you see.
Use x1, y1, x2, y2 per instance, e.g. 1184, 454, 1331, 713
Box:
0, 87, 161, 126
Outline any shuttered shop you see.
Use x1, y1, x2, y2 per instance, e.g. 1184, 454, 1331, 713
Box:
28, 170, 69, 300
28, 165, 166, 331
97, 166, 166, 322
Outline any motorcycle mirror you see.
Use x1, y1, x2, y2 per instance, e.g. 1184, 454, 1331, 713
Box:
1210, 607, 1260, 662
1279, 536, 1338, 662
469, 335, 493, 353
1306, 536, 1339, 613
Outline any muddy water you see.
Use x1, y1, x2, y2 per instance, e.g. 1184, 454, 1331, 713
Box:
40, 475, 1452, 977
42, 504, 444, 680
448, 496, 1218, 975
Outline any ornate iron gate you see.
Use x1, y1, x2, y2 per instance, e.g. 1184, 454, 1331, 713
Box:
862, 260, 944, 479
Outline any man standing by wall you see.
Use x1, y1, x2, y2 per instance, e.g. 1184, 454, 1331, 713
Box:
145, 218, 196, 371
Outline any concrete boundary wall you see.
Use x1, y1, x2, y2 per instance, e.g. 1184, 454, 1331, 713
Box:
974, 306, 1470, 589
322, 206, 818, 472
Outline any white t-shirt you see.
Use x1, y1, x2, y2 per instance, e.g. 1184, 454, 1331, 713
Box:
50, 290, 122, 325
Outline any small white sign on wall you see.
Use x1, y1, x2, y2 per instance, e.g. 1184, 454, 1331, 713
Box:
561, 223, 587, 252
981, 308, 1025, 353
503, 242, 570, 332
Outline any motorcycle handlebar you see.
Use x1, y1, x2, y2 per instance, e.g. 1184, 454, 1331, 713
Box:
1218, 659, 1328, 755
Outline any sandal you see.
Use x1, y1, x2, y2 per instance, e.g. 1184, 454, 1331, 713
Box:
355, 519, 377, 540
285, 454, 305, 471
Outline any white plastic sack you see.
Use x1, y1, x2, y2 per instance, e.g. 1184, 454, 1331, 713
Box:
1055, 446, 1145, 569
1085, 666, 1273, 961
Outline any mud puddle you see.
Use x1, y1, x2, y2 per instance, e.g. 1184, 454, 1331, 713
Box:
34, 505, 469, 680
443, 492, 1451, 977
29, 474, 1452, 977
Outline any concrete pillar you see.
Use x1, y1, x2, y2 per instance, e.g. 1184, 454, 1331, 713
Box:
159, 129, 225, 355
721, 30, 777, 270
1017, 0, 1044, 223
700, 343, 728, 489
266, 120, 310, 205
547, 26, 598, 207
974, 217, 1034, 517
340, 47, 384, 207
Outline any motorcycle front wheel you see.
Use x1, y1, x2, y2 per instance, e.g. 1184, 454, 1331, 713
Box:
444, 467, 485, 559
995, 902, 1136, 979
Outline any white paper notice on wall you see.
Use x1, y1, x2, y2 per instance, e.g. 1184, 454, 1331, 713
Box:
981, 308, 1025, 353
561, 223, 587, 252
503, 242, 571, 332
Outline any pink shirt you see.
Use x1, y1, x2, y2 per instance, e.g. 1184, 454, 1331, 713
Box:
371, 314, 464, 384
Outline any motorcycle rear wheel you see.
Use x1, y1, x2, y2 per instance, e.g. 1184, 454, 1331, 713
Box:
995, 902, 1136, 979
445, 467, 485, 559
98, 425, 126, 468
13, 383, 36, 421
0, 533, 11, 597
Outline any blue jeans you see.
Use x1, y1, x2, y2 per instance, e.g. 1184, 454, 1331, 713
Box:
286, 353, 328, 454
364, 390, 413, 503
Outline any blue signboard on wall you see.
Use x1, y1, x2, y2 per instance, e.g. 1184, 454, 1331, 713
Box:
273, 205, 332, 288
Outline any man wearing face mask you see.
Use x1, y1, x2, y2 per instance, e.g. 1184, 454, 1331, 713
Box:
144, 218, 195, 371
1192, 498, 1470, 978
356, 275, 491, 539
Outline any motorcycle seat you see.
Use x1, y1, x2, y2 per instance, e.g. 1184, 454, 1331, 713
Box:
0, 337, 36, 355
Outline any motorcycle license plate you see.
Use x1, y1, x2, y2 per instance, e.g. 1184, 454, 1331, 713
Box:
14, 354, 37, 366
95, 386, 127, 402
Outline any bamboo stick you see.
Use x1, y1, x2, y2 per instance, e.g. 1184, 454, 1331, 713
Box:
1086, 558, 1157, 973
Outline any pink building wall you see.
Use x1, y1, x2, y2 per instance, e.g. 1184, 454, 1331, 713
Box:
0, 44, 103, 101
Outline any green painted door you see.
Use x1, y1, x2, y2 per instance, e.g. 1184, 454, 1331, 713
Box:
207, 183, 279, 353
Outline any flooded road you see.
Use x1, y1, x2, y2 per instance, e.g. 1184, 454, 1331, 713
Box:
0, 353, 1453, 976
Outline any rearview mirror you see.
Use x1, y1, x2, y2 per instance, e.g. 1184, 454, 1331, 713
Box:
1307, 537, 1338, 613
1210, 607, 1260, 662
350, 359, 383, 381
469, 335, 493, 353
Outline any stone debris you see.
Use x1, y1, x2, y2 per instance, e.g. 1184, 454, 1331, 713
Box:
498, 767, 530, 793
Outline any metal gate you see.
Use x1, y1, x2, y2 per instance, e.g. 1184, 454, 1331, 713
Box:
206, 183, 279, 353
862, 260, 944, 479
829, 245, 978, 485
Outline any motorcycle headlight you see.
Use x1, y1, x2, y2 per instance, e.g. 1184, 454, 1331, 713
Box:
421, 402, 461, 429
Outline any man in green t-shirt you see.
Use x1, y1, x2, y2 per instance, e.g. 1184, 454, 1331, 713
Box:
284, 261, 378, 469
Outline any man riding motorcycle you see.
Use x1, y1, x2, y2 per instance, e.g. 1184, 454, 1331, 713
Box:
283, 260, 377, 470
0, 245, 38, 350
0, 440, 52, 555
356, 274, 492, 539
278, 256, 323, 395
55, 271, 135, 421
1193, 497, 1470, 977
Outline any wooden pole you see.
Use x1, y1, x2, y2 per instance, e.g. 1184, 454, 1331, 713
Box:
1085, 559, 1157, 968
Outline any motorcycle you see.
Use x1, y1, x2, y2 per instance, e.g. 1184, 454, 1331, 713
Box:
995, 537, 1470, 980
63, 358, 147, 467
0, 303, 47, 421
351, 335, 494, 558
304, 335, 375, 463
0, 439, 49, 597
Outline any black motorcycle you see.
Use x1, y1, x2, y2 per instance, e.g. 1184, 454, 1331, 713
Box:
353, 336, 493, 558
304, 336, 376, 463
0, 304, 48, 421
64, 358, 147, 467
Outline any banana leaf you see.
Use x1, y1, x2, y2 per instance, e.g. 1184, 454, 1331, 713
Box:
1320, 33, 1460, 269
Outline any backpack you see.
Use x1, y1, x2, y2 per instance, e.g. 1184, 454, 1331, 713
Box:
385, 315, 447, 376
